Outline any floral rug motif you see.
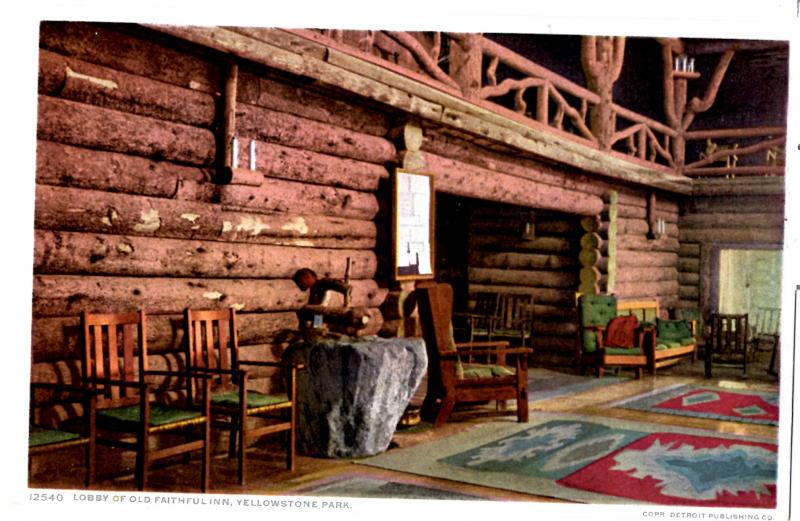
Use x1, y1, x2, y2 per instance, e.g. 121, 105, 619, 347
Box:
614, 384, 779, 425
359, 413, 778, 507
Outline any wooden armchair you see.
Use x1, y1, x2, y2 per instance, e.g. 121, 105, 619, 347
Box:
575, 294, 648, 378
452, 292, 496, 343
705, 313, 749, 378
184, 307, 300, 485
416, 282, 531, 427
82, 310, 211, 491
490, 293, 535, 348
28, 382, 97, 488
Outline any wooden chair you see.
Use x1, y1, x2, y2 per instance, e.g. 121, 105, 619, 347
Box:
490, 293, 535, 348
750, 307, 780, 360
575, 294, 648, 378
28, 382, 97, 487
705, 313, 749, 378
82, 310, 211, 491
416, 282, 531, 427
184, 307, 300, 485
453, 292, 496, 343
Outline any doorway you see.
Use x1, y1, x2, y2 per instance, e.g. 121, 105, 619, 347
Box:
716, 247, 782, 316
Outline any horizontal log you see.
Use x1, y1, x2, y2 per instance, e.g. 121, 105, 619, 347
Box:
237, 102, 395, 165
615, 236, 680, 252
36, 140, 207, 197
617, 251, 678, 268
37, 96, 215, 166
35, 185, 377, 249
679, 228, 784, 244
678, 258, 700, 273
533, 321, 578, 337
616, 267, 678, 283
614, 280, 679, 299
468, 284, 575, 306
679, 212, 785, 229
218, 177, 379, 220
34, 230, 377, 279
608, 203, 679, 223
30, 311, 299, 361
531, 337, 577, 352
693, 177, 785, 197
685, 166, 785, 176
678, 299, 699, 309
684, 194, 784, 214
423, 151, 604, 216
678, 243, 701, 258
679, 285, 699, 300
469, 267, 578, 288
472, 235, 574, 254
38, 49, 216, 128
473, 251, 577, 271
40, 22, 221, 93
237, 70, 389, 136
32, 275, 387, 317
245, 139, 388, 192
678, 272, 700, 285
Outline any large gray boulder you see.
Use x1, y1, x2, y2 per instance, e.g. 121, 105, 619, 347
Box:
284, 335, 427, 458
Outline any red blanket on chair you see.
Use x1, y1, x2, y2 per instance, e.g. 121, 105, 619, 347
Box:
604, 315, 639, 348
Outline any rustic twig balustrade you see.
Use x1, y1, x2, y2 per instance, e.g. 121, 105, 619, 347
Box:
291, 29, 784, 179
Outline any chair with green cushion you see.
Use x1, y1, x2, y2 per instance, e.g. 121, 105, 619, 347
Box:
82, 310, 211, 492
575, 294, 647, 378
185, 307, 301, 485
452, 292, 496, 343
490, 292, 535, 349
416, 282, 532, 427
29, 382, 97, 488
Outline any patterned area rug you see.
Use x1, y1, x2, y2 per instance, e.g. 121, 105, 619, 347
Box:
288, 471, 488, 500
614, 384, 779, 425
359, 413, 777, 507
527, 368, 629, 403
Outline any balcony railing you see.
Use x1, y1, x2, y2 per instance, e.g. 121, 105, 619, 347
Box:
292, 29, 785, 179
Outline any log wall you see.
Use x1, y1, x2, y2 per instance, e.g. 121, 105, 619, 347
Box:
421, 131, 684, 364
33, 22, 392, 392
677, 178, 785, 315
467, 204, 582, 364
33, 21, 687, 383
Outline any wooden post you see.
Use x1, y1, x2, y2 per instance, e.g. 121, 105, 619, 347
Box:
448, 33, 484, 99
660, 39, 734, 173
581, 36, 626, 150
219, 61, 239, 181
607, 191, 618, 293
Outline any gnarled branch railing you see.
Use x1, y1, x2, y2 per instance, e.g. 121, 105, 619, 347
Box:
684, 127, 786, 177
299, 29, 779, 178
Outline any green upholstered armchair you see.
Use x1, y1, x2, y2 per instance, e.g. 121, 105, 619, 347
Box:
575, 294, 647, 378
416, 282, 532, 427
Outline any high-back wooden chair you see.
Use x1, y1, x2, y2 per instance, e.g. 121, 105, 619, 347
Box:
751, 307, 780, 360
453, 292, 496, 343
28, 382, 97, 487
491, 293, 535, 348
705, 313, 749, 378
416, 282, 531, 427
185, 307, 299, 486
82, 310, 211, 491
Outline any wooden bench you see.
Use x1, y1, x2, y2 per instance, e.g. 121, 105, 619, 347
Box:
617, 299, 697, 375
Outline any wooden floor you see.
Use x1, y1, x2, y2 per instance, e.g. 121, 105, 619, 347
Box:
29, 351, 779, 502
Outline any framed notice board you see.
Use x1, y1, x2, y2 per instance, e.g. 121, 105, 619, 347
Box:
393, 170, 435, 281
